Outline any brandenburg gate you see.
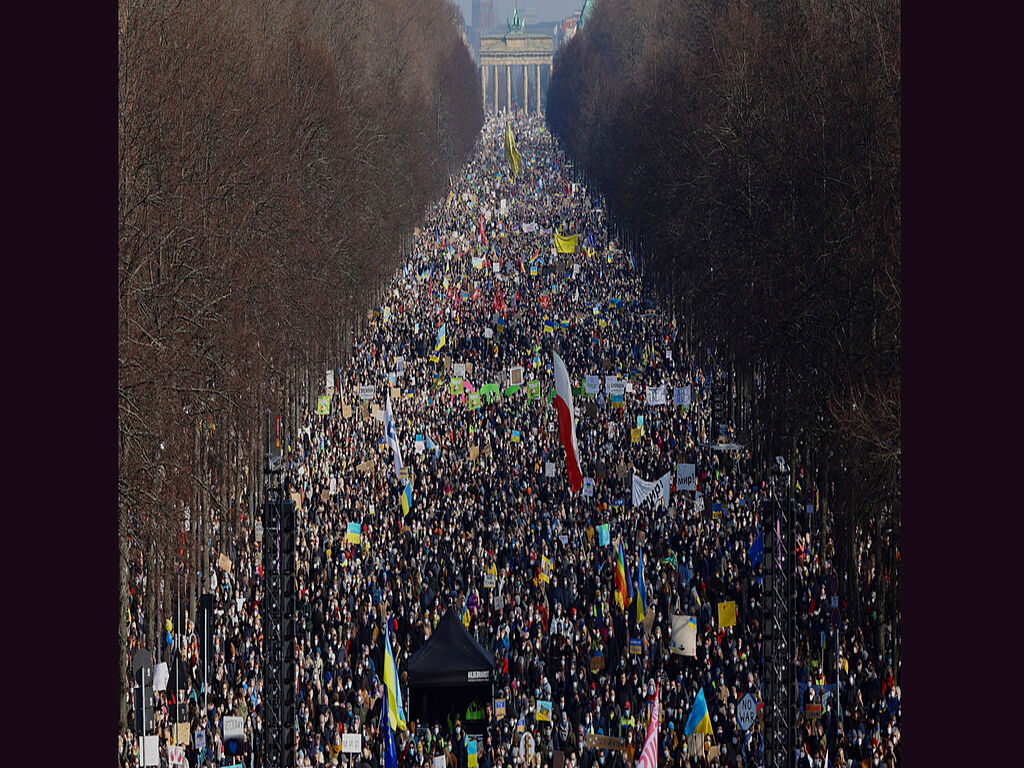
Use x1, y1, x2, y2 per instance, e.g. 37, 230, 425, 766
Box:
479, 10, 553, 115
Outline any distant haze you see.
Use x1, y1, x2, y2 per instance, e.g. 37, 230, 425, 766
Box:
454, 0, 584, 28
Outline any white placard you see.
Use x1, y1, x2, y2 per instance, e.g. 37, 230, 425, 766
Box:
326, 369, 335, 392
168, 744, 185, 766
342, 733, 363, 753
676, 463, 696, 491
152, 662, 168, 692
608, 380, 626, 397
139, 735, 160, 766
454, 363, 466, 378
484, 327, 494, 338
433, 756, 447, 768
358, 385, 374, 401
545, 461, 556, 478
585, 375, 600, 395
221, 716, 244, 741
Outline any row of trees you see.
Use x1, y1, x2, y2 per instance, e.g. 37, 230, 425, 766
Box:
118, 0, 482, 726
547, 0, 899, 659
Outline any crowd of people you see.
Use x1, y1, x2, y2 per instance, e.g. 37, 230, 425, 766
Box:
120, 114, 901, 768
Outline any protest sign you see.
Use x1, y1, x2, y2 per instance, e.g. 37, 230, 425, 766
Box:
536, 700, 552, 722
495, 698, 506, 720
670, 614, 698, 656
646, 385, 667, 406
585, 375, 600, 395
469, 445, 480, 461
454, 362, 466, 378
316, 395, 331, 416
484, 573, 496, 589
359, 385, 374, 401
545, 461, 556, 477
342, 733, 362, 753
217, 553, 232, 574
676, 463, 696, 491
718, 600, 737, 628
510, 366, 524, 386
583, 477, 595, 497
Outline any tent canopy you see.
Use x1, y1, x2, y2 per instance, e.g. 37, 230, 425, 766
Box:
408, 608, 495, 688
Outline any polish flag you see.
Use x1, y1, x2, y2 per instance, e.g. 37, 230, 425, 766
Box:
553, 351, 583, 492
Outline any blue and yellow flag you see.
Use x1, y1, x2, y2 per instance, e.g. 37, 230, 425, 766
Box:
504, 123, 522, 177
384, 619, 407, 731
400, 480, 413, 517
435, 322, 446, 352
684, 687, 713, 736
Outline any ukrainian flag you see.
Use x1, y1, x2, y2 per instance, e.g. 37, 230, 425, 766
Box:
383, 620, 408, 731
400, 480, 413, 517
683, 688, 713, 736
435, 322, 446, 352
636, 549, 648, 626
544, 319, 555, 334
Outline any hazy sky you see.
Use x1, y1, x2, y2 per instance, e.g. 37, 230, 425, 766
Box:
453, 0, 585, 28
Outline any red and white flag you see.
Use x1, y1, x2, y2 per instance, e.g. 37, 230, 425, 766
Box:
636, 682, 661, 768
553, 351, 583, 492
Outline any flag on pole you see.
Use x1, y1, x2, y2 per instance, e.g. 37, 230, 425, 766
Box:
383, 620, 407, 731
683, 688, 713, 736
635, 682, 661, 768
552, 351, 584, 492
435, 322, 447, 352
504, 123, 522, 177
384, 394, 403, 481
615, 541, 632, 609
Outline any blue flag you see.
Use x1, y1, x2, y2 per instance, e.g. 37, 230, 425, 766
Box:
748, 530, 764, 566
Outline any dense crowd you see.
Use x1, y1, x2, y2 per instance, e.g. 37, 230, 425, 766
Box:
120, 114, 901, 768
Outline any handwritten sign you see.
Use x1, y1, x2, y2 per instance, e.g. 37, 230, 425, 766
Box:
358, 385, 374, 401
584, 734, 627, 751
342, 733, 362, 753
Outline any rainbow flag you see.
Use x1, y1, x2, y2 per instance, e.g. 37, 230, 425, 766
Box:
615, 542, 632, 609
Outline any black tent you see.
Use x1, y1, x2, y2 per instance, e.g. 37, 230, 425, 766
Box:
407, 608, 495, 732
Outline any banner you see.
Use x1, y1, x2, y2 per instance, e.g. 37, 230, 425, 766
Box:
674, 385, 692, 407
676, 463, 696, 491
554, 232, 578, 254
632, 472, 671, 509
670, 614, 698, 656
645, 385, 667, 406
